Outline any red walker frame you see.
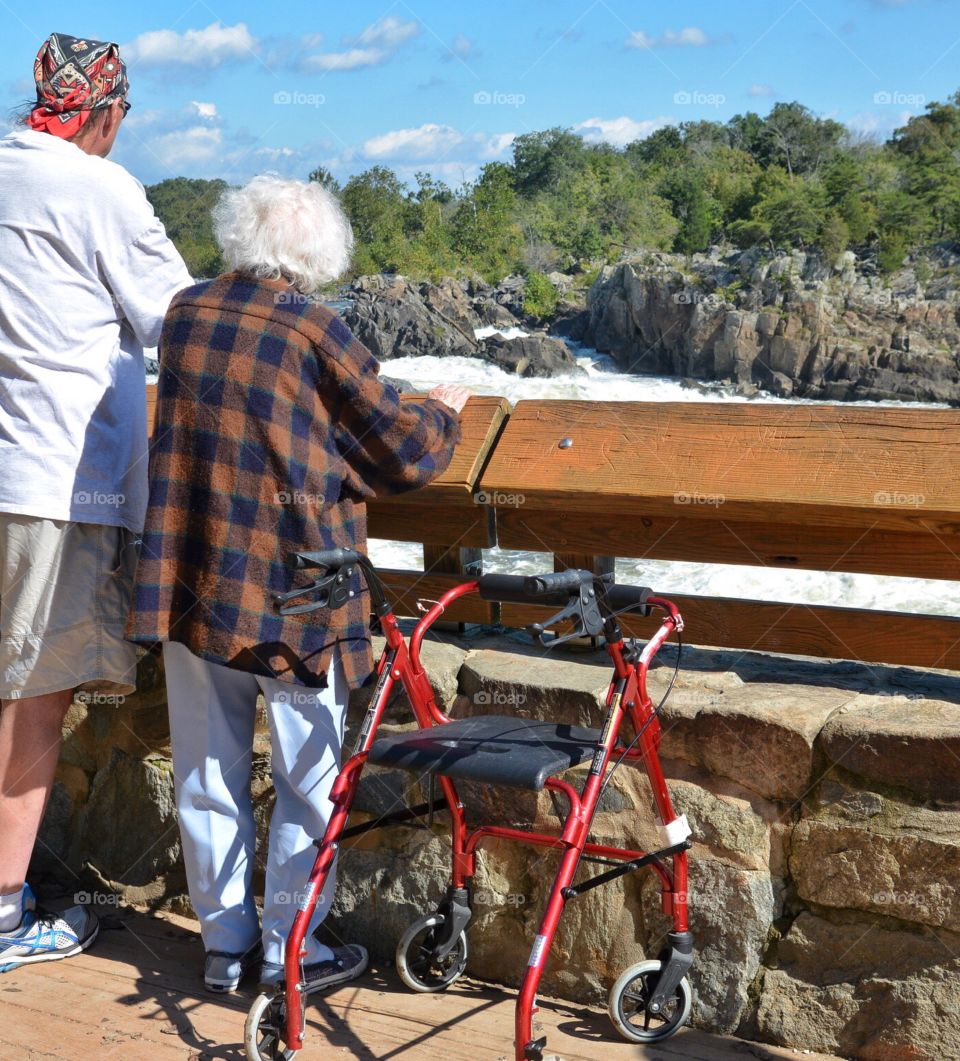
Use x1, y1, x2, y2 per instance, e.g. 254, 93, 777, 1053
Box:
255, 558, 692, 1061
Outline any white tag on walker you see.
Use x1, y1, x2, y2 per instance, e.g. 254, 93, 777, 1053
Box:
528, 934, 548, 968
660, 813, 691, 846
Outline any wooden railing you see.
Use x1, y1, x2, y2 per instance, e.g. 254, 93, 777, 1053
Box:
146, 384, 960, 670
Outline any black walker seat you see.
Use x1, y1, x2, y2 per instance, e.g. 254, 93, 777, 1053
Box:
367, 715, 603, 791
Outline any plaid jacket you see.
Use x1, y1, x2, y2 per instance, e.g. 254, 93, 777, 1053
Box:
125, 273, 462, 689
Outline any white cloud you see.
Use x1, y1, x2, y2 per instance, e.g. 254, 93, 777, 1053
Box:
362, 123, 463, 161
355, 124, 514, 170
483, 132, 516, 156
124, 22, 256, 68
149, 126, 223, 166
627, 26, 715, 49
574, 115, 674, 147
255, 146, 296, 159
306, 48, 387, 71
191, 101, 218, 119
748, 84, 774, 98
352, 16, 420, 49
846, 109, 913, 138
443, 34, 478, 62
304, 16, 419, 72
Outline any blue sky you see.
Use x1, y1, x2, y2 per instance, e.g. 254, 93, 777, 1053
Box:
3, 0, 959, 188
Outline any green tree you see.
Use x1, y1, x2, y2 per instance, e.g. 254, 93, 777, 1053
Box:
758, 102, 844, 176
146, 177, 227, 278
308, 166, 340, 193
511, 128, 588, 196
340, 166, 408, 272
660, 171, 718, 254
451, 162, 523, 280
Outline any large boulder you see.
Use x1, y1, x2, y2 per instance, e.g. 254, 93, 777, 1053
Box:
343, 274, 479, 360
478, 333, 583, 377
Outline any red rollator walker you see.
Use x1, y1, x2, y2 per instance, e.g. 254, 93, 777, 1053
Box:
244, 548, 694, 1061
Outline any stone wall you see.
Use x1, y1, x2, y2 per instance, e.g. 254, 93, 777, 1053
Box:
35, 634, 960, 1060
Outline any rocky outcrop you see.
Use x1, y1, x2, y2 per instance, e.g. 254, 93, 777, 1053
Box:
342, 273, 586, 378
584, 246, 960, 403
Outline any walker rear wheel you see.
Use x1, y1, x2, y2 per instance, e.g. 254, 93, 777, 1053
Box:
608, 959, 692, 1043
395, 912, 468, 992
244, 991, 299, 1061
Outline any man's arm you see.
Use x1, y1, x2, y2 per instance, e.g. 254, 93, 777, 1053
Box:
96, 215, 193, 350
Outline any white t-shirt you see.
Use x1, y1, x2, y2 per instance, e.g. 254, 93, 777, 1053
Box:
0, 128, 192, 531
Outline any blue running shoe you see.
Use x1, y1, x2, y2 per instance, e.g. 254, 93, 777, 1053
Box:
0, 905, 98, 972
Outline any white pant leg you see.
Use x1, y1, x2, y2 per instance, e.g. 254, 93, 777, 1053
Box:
164, 639, 261, 957
257, 647, 348, 967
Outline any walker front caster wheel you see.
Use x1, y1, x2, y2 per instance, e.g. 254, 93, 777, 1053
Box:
608, 959, 693, 1043
244, 992, 299, 1061
395, 912, 468, 992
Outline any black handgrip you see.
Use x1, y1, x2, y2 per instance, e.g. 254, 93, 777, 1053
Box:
477, 571, 654, 616
523, 569, 592, 596
605, 583, 653, 617
478, 573, 567, 605
288, 548, 360, 571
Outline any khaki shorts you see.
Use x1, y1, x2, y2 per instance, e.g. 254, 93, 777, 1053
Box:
0, 514, 139, 700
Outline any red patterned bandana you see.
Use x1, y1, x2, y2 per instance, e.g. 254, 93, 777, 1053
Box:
28, 32, 129, 139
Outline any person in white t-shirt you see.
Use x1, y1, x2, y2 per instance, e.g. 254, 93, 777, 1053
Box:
0, 32, 191, 970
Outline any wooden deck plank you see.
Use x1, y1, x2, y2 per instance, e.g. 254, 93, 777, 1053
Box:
0, 908, 842, 1061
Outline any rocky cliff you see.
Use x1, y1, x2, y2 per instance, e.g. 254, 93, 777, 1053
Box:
584, 245, 960, 404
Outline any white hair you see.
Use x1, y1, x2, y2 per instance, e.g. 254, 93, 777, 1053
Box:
212, 174, 354, 293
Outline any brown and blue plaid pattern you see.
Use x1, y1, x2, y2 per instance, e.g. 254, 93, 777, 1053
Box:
125, 273, 461, 689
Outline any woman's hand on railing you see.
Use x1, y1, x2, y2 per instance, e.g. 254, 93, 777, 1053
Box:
428, 384, 472, 413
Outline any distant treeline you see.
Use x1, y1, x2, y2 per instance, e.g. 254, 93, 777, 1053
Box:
146, 93, 960, 283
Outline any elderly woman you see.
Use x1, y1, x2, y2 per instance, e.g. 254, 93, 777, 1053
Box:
127, 175, 468, 995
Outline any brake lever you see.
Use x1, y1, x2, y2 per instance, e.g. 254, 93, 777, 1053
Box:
528, 586, 605, 647
273, 565, 358, 616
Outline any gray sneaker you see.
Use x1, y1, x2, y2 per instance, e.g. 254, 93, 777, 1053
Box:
259, 944, 368, 994
0, 905, 98, 972
205, 942, 264, 993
